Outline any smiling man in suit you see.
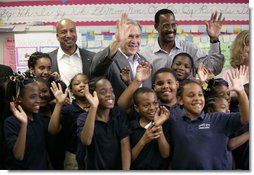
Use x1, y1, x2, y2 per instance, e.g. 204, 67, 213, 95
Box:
90, 13, 152, 101
49, 18, 95, 87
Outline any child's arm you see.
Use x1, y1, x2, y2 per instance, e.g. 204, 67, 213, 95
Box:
131, 125, 160, 162
9, 102, 28, 160
48, 81, 68, 135
80, 84, 99, 145
154, 106, 170, 158
228, 65, 249, 124
117, 61, 151, 111
228, 131, 249, 151
120, 136, 131, 170
157, 126, 170, 158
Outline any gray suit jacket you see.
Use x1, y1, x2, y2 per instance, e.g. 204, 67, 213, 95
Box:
90, 47, 152, 101
49, 47, 95, 78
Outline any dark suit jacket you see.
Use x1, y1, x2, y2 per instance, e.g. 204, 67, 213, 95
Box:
49, 47, 95, 78
90, 47, 152, 101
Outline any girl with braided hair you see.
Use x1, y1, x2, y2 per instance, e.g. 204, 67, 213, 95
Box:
3, 72, 50, 169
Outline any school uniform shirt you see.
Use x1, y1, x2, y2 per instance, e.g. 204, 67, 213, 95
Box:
60, 100, 86, 154
77, 107, 130, 170
129, 117, 170, 170
169, 110, 243, 170
139, 37, 224, 76
4, 113, 49, 170
231, 124, 249, 170
76, 110, 88, 166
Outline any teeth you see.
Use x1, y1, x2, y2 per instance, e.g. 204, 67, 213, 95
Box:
163, 91, 170, 95
107, 99, 113, 103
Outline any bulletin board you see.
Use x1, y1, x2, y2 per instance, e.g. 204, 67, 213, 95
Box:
0, 0, 249, 72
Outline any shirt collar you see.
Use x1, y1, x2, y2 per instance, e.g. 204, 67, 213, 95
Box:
118, 48, 141, 61
57, 45, 81, 61
152, 37, 182, 53
182, 110, 205, 122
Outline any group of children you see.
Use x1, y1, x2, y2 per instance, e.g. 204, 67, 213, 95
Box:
0, 46, 249, 170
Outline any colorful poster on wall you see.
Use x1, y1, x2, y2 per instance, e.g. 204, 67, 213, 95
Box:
16, 47, 37, 66
4, 37, 16, 71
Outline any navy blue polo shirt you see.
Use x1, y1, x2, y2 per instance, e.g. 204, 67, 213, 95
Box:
77, 106, 130, 170
4, 113, 49, 170
169, 110, 243, 170
129, 117, 170, 170
76, 110, 88, 165
60, 100, 85, 154
231, 124, 249, 170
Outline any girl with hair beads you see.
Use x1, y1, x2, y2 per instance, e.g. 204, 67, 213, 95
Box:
3, 72, 49, 169
77, 76, 131, 170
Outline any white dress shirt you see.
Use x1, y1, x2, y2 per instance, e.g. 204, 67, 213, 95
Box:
57, 47, 82, 86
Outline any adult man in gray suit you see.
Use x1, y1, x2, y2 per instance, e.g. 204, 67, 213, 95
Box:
49, 18, 95, 87
90, 13, 152, 101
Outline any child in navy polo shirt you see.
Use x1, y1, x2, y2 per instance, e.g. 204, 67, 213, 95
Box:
169, 65, 249, 170
77, 77, 131, 170
130, 87, 170, 170
48, 73, 90, 170
4, 73, 49, 170
205, 94, 249, 170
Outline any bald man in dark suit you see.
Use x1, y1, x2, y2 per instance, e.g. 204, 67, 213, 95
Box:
49, 18, 95, 87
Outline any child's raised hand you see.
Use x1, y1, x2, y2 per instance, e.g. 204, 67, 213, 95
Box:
227, 65, 248, 93
135, 61, 152, 82
141, 124, 162, 144
83, 84, 99, 108
154, 106, 170, 126
50, 81, 68, 104
120, 66, 131, 85
197, 63, 214, 83
50, 72, 62, 82
10, 102, 28, 124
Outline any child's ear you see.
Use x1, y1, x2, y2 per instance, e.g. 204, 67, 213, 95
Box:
154, 23, 159, 32
134, 104, 139, 113
177, 96, 183, 105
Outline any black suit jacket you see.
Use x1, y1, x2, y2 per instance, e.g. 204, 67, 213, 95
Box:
49, 47, 95, 78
